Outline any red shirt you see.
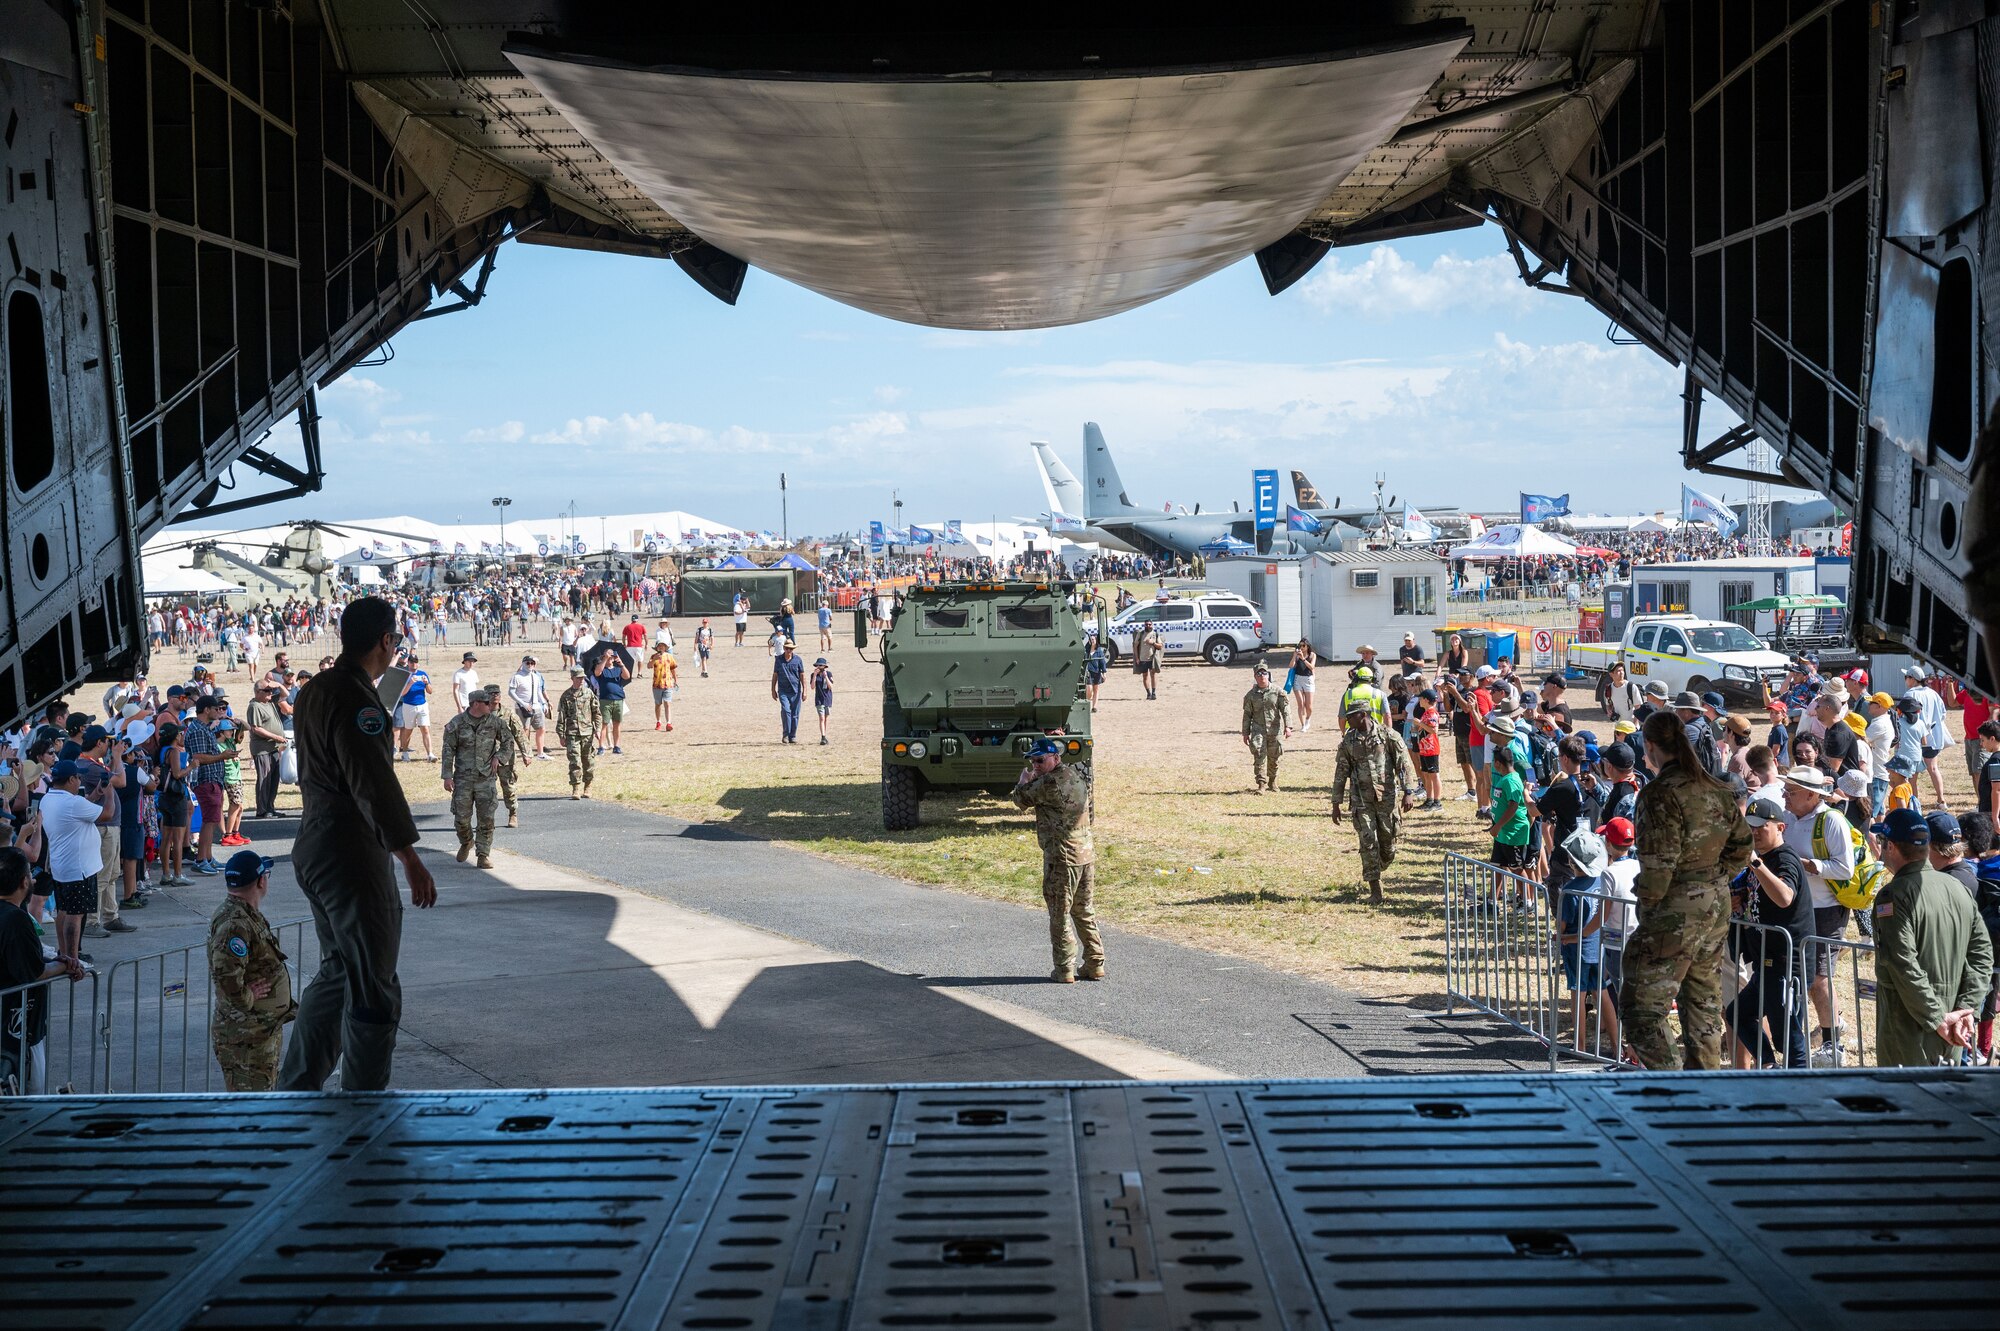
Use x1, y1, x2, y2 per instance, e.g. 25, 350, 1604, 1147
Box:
620, 622, 647, 649
1468, 686, 1494, 744
1964, 693, 1993, 742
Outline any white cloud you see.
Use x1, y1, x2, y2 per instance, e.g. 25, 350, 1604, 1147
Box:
873, 385, 908, 404
322, 374, 398, 404
464, 420, 526, 444
1299, 244, 1533, 319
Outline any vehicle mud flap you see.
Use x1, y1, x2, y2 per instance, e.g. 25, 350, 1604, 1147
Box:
882, 762, 920, 831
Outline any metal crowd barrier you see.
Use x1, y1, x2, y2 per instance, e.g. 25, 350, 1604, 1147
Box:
0, 968, 100, 1095
1804, 933, 1878, 1070
1446, 852, 1820, 1072
95, 919, 319, 1094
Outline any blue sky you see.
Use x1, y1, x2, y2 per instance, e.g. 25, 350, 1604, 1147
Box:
263, 225, 1762, 535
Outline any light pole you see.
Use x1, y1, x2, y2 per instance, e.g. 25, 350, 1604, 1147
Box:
893, 489, 903, 554
780, 472, 788, 546
491, 496, 512, 568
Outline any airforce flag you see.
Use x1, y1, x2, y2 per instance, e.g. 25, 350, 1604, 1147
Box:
1681, 483, 1739, 536
1403, 504, 1437, 542
1286, 506, 1323, 534
1520, 492, 1571, 523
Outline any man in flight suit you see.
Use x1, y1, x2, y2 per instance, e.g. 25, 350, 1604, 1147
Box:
276, 596, 435, 1092
441, 689, 505, 868
207, 850, 296, 1091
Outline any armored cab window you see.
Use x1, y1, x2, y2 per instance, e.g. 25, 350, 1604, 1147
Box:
920, 608, 971, 631
996, 605, 1054, 632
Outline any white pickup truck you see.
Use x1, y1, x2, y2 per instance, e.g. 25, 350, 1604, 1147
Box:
1565, 614, 1791, 702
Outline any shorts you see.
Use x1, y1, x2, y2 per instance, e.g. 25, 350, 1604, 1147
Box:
1468, 739, 1489, 769
1562, 945, 1602, 993
696, 644, 711, 658
1293, 675, 1316, 694
158, 793, 190, 828
224, 781, 244, 811
120, 825, 144, 863
1921, 745, 1941, 761
1812, 904, 1851, 977
53, 876, 96, 916
602, 700, 626, 724
1490, 840, 1532, 872
1419, 754, 1439, 774
397, 703, 431, 729
1132, 658, 1151, 676
194, 782, 223, 824
516, 705, 543, 727
816, 702, 832, 716
652, 687, 677, 705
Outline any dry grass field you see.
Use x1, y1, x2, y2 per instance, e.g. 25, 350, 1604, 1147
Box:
166, 610, 1980, 1006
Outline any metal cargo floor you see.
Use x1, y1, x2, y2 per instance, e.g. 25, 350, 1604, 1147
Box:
5, 1071, 1998, 1329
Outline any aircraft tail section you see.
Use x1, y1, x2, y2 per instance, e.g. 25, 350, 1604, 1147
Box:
1292, 469, 1326, 509
1030, 441, 1089, 521
1083, 422, 1142, 518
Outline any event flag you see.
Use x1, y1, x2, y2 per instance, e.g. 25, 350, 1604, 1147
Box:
1285, 506, 1323, 534
1681, 483, 1739, 536
908, 524, 936, 543
1403, 504, 1437, 543
1520, 492, 1570, 523
975, 533, 992, 546
947, 519, 963, 542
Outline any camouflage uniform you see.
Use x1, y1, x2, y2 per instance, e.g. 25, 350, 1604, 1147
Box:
1241, 685, 1290, 790
208, 894, 295, 1091
1331, 718, 1419, 885
1620, 759, 1753, 1070
440, 707, 505, 865
484, 687, 531, 826
1012, 762, 1104, 980
556, 682, 602, 794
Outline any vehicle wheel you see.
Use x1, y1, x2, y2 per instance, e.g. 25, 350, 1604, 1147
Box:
1104, 642, 1120, 666
882, 764, 920, 831
1203, 636, 1238, 667
1686, 675, 1710, 694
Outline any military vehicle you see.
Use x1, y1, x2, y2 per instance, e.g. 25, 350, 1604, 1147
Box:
861, 581, 1103, 830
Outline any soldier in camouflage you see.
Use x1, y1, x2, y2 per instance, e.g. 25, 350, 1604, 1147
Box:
1329, 701, 1419, 903
481, 686, 533, 828
1012, 736, 1104, 983
556, 665, 602, 798
207, 851, 296, 1091
440, 689, 506, 868
1621, 710, 1753, 1070
1241, 664, 1292, 792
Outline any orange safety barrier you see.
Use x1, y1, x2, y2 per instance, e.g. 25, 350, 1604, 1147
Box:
830, 576, 920, 610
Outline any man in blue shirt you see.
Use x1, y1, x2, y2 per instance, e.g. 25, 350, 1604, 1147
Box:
771, 639, 806, 744
594, 653, 629, 754
817, 601, 835, 652
395, 655, 434, 762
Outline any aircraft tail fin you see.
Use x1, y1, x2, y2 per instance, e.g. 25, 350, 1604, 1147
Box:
1292, 469, 1326, 509
1031, 441, 1089, 521
1083, 422, 1141, 518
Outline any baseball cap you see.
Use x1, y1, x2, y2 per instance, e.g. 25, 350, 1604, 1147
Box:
1901, 663, 1927, 680
1601, 742, 1634, 770
1644, 680, 1670, 698
522, 654, 537, 664
1867, 691, 1894, 709
223, 850, 273, 887
1542, 675, 1566, 690
568, 665, 585, 676
1723, 714, 1751, 737
1474, 665, 1496, 679
1744, 797, 1786, 826
1926, 810, 1963, 844
1701, 691, 1726, 710
1026, 737, 1063, 757
166, 685, 186, 697
80, 725, 108, 748
1611, 719, 1638, 736
1343, 698, 1376, 716
1253, 664, 1271, 677
1873, 808, 1930, 845
1597, 816, 1636, 846
48, 759, 83, 782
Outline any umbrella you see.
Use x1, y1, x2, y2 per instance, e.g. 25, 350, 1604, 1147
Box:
1730, 594, 1844, 611
578, 639, 636, 682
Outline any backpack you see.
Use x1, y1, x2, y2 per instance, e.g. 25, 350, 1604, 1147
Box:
1812, 810, 1890, 911
1527, 728, 1559, 786
1689, 718, 1724, 779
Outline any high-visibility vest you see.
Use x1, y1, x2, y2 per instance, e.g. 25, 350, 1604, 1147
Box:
1341, 683, 1387, 724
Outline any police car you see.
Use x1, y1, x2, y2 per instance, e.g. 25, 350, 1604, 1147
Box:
1102, 591, 1264, 667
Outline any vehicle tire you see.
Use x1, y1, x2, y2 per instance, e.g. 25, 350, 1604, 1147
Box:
1203, 636, 1238, 667
882, 763, 920, 831
1686, 675, 1710, 694
1104, 641, 1120, 666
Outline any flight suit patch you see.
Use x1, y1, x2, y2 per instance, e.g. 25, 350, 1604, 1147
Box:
228, 936, 248, 957
356, 706, 387, 736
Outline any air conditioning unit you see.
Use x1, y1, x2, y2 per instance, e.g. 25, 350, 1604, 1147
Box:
1351, 569, 1381, 589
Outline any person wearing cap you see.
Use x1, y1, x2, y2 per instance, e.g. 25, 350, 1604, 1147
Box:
277, 596, 433, 1094
771, 638, 807, 744
1339, 664, 1387, 729
245, 678, 290, 820
593, 645, 631, 753
808, 655, 832, 747
1397, 631, 1424, 677
648, 639, 681, 733
1811, 692, 1865, 787
1132, 619, 1164, 701
1600, 660, 1644, 727
1637, 678, 1672, 723
1778, 763, 1858, 1062
1330, 699, 1419, 904
394, 657, 435, 763
1351, 644, 1381, 682
1409, 687, 1443, 808
508, 654, 550, 758
620, 612, 648, 653
1671, 691, 1724, 778
1862, 692, 1898, 818
1927, 811, 1977, 897
1240, 665, 1292, 793
1436, 669, 1480, 804
1012, 736, 1103, 983
1899, 664, 1953, 807
556, 665, 602, 797
484, 686, 534, 828
207, 850, 295, 1091
1871, 809, 1993, 1066
1728, 797, 1813, 1068
1620, 711, 1752, 1071
440, 688, 506, 867
41, 759, 118, 962
450, 651, 481, 716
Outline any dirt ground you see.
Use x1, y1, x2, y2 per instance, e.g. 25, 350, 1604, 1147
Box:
154, 613, 1979, 1004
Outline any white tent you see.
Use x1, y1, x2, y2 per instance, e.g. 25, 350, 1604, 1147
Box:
1447, 524, 1578, 560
